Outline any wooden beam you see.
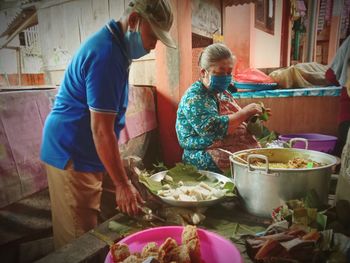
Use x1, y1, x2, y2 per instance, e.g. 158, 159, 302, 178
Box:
0, 12, 37, 49
327, 0, 344, 64
305, 0, 319, 62
31, 0, 77, 10
16, 47, 22, 86
280, 0, 291, 67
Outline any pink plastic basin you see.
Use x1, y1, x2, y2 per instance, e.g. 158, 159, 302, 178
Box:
279, 133, 337, 153
104, 226, 243, 263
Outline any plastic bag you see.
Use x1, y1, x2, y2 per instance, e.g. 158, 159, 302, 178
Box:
234, 67, 275, 83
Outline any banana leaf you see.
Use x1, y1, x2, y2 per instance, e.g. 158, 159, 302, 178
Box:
281, 191, 328, 230
153, 161, 168, 172
247, 119, 264, 138
138, 163, 235, 197
108, 220, 132, 235
231, 223, 266, 239
259, 112, 269, 121
258, 101, 269, 121
138, 174, 162, 194
304, 189, 322, 209
166, 163, 203, 182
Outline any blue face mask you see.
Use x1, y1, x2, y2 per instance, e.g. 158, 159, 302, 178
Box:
124, 22, 149, 59
207, 72, 232, 92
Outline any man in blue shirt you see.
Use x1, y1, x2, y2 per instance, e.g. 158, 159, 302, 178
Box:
41, 0, 175, 249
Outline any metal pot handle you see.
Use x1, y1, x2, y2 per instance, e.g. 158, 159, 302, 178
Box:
247, 154, 269, 173
289, 138, 308, 149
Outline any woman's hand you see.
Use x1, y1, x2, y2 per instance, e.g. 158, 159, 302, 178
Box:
115, 181, 144, 216
242, 103, 263, 118
265, 107, 272, 117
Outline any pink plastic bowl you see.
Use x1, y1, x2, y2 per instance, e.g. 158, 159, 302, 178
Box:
105, 226, 243, 263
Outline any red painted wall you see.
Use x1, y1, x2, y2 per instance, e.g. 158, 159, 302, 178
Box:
155, 0, 192, 167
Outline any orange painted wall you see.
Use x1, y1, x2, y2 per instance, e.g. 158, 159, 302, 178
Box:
224, 4, 252, 72
224, 2, 283, 70
0, 73, 45, 86
155, 0, 192, 166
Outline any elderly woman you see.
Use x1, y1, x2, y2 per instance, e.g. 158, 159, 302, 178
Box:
176, 43, 265, 173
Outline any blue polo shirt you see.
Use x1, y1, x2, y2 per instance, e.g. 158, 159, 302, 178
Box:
41, 20, 130, 172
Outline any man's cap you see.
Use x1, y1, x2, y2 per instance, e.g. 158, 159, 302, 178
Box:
129, 0, 176, 48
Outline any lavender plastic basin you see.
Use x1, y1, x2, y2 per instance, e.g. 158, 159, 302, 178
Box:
279, 133, 337, 153
104, 226, 243, 263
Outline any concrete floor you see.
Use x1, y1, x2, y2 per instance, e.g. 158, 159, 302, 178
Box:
0, 186, 117, 263
0, 189, 54, 263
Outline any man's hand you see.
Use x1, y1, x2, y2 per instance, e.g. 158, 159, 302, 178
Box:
115, 181, 144, 216
90, 111, 144, 216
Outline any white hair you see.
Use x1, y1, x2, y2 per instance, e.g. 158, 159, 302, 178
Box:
198, 43, 235, 70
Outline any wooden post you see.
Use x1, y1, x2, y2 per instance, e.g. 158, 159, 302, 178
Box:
17, 47, 22, 86
280, 0, 291, 67
305, 0, 319, 62
327, 0, 344, 64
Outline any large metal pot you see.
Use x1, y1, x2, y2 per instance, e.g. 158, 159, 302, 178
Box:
229, 148, 337, 218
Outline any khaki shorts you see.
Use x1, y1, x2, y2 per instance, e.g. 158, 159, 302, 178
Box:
45, 162, 104, 249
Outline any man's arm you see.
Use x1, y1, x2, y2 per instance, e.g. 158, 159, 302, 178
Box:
90, 110, 142, 215
90, 111, 128, 185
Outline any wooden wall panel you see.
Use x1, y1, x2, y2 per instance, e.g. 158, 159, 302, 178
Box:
129, 59, 156, 86
238, 96, 340, 136
38, 0, 116, 84
37, 0, 155, 86
37, 7, 52, 69
78, 0, 109, 42
62, 1, 81, 53
109, 0, 127, 19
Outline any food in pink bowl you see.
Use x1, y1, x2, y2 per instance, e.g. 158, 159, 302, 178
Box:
104, 225, 243, 263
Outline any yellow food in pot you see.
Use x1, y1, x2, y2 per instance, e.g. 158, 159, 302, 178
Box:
251, 157, 322, 169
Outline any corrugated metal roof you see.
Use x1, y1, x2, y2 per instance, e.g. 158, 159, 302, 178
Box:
0, 0, 40, 10
0, 6, 37, 38
224, 0, 257, 7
